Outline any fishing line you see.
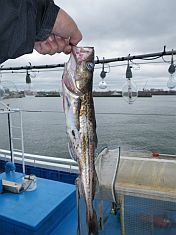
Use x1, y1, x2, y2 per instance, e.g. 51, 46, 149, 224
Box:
93, 60, 166, 70
21, 110, 176, 117
162, 55, 176, 64
96, 112, 176, 117
22, 110, 63, 113
111, 146, 121, 204
140, 56, 162, 61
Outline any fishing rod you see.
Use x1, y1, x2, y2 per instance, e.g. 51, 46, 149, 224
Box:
0, 63, 65, 71
0, 46, 175, 71
95, 47, 175, 64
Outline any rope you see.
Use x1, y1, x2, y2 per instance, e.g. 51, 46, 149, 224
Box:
111, 146, 121, 204
76, 178, 81, 235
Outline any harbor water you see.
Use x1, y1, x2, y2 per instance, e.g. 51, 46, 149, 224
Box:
0, 95, 176, 235
0, 95, 175, 158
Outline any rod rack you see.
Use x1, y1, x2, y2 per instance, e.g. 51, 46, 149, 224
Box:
0, 48, 175, 71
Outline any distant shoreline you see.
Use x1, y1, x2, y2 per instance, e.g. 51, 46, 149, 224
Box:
3, 90, 176, 99
35, 90, 176, 98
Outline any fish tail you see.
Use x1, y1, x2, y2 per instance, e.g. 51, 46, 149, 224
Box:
86, 208, 99, 235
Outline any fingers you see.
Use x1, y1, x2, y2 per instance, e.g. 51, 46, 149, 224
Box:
63, 44, 72, 54
34, 8, 83, 55
54, 36, 69, 53
34, 39, 52, 55
69, 28, 82, 46
34, 35, 71, 55
47, 35, 59, 55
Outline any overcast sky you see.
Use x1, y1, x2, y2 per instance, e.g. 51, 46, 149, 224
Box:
1, 0, 176, 91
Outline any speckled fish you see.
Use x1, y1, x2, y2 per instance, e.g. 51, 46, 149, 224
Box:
62, 46, 98, 235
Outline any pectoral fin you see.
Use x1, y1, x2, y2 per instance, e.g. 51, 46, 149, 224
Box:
68, 141, 77, 161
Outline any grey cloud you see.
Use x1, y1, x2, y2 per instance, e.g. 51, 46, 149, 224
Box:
1, 0, 176, 90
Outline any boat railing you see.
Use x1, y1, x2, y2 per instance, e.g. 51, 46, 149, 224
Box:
0, 148, 78, 174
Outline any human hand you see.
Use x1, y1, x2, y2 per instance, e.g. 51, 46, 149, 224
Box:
34, 9, 82, 55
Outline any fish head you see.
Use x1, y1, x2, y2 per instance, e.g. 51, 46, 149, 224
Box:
72, 47, 94, 94
62, 47, 94, 95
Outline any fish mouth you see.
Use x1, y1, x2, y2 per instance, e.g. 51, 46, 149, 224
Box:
72, 46, 94, 63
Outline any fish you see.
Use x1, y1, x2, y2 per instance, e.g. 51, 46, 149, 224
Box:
140, 214, 172, 228
62, 46, 98, 235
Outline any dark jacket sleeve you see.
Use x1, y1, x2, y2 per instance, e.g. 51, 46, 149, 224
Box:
0, 0, 60, 64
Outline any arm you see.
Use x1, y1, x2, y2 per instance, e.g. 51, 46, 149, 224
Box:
34, 8, 82, 55
0, 0, 82, 64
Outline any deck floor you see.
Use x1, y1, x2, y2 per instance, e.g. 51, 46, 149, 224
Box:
0, 172, 76, 235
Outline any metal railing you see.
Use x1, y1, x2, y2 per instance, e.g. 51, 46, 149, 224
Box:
0, 148, 78, 173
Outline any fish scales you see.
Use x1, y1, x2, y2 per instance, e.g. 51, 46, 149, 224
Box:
62, 46, 98, 235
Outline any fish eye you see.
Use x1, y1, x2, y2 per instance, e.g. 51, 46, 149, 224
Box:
86, 62, 94, 71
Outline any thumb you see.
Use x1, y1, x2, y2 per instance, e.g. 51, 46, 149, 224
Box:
69, 28, 82, 46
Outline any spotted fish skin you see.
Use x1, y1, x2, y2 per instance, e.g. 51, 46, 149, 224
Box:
62, 47, 98, 235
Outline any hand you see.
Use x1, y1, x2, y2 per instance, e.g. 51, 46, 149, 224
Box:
34, 9, 82, 55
